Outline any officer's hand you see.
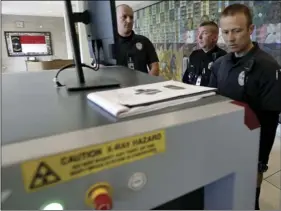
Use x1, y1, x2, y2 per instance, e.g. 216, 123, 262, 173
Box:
149, 70, 159, 76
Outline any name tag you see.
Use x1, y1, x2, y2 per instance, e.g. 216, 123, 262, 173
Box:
128, 57, 134, 70
128, 62, 134, 69
196, 76, 202, 86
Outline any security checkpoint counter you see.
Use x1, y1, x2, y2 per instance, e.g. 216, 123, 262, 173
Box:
1, 66, 259, 210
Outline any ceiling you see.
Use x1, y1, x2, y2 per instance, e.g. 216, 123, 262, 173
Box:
1, 1, 159, 17
2, 1, 65, 17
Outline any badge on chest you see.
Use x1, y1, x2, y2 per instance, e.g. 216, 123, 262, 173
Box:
196, 68, 206, 86
136, 42, 143, 51
238, 71, 245, 86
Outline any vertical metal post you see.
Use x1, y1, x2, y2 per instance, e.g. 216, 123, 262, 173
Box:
64, 0, 85, 84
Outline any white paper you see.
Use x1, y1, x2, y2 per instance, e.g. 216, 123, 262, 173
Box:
116, 80, 216, 106
87, 80, 217, 118
87, 91, 129, 117
119, 92, 216, 118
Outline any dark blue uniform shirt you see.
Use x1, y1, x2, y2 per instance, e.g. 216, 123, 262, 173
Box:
182, 45, 226, 86
116, 31, 159, 73
209, 42, 281, 166
209, 42, 281, 112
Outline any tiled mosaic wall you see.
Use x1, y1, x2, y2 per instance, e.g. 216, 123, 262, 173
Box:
134, 1, 281, 80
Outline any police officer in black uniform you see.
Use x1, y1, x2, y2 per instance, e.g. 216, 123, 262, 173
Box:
116, 4, 160, 76
209, 4, 281, 210
182, 21, 226, 86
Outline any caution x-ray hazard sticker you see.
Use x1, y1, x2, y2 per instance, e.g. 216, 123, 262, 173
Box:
21, 130, 166, 192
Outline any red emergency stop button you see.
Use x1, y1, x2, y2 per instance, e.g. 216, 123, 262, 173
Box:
85, 183, 113, 210
93, 193, 112, 210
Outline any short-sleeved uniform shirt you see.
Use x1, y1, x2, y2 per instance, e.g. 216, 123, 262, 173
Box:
182, 45, 226, 86
116, 31, 159, 73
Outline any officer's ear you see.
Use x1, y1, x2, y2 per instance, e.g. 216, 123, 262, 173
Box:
248, 24, 255, 35
211, 32, 218, 42
212, 27, 219, 43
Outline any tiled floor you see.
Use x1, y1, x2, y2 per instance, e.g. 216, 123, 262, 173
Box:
260, 134, 281, 210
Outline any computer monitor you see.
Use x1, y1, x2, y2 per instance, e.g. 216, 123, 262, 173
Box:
84, 0, 119, 66
60, 0, 120, 91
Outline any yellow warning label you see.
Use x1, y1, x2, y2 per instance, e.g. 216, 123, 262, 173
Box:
21, 130, 165, 192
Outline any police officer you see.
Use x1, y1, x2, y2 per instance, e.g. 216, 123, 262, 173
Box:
116, 4, 160, 76
209, 4, 281, 210
182, 21, 226, 86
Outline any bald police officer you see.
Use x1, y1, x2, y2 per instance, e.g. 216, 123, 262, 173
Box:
209, 4, 281, 210
182, 21, 226, 86
116, 4, 160, 76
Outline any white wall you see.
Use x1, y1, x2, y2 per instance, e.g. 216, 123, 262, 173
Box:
2, 15, 68, 72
